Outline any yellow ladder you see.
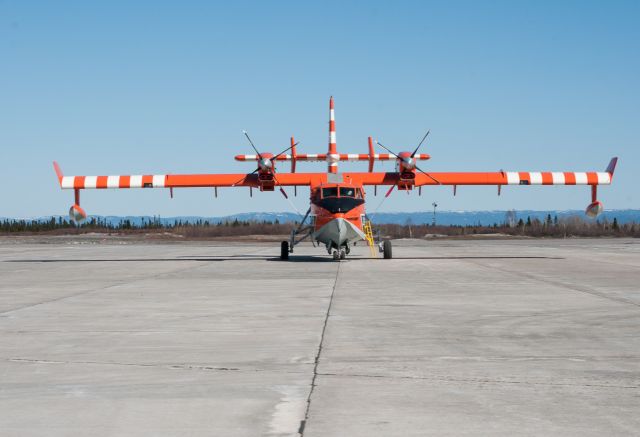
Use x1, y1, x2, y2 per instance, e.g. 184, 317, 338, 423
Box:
363, 220, 377, 258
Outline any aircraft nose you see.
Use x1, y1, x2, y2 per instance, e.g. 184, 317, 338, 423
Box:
334, 218, 348, 244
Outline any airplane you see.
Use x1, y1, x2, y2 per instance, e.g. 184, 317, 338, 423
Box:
53, 97, 618, 261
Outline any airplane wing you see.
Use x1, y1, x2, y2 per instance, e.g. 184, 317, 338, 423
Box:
54, 157, 618, 190
53, 162, 320, 189
346, 157, 618, 187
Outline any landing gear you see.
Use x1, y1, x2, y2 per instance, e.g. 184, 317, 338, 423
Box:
280, 241, 289, 260
330, 245, 347, 261
382, 240, 392, 259
283, 208, 316, 261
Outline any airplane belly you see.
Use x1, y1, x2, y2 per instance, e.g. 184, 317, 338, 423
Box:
314, 218, 366, 247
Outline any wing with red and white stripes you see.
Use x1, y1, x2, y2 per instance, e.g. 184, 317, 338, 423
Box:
53, 162, 320, 190
345, 157, 618, 187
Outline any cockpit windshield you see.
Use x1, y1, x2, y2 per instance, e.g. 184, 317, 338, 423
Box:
339, 187, 355, 198
322, 187, 338, 198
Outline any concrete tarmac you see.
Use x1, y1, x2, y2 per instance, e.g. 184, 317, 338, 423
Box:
0, 237, 639, 436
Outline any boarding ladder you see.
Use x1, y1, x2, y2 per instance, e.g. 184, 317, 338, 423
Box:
363, 220, 377, 258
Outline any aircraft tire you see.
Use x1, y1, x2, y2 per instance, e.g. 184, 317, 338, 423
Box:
340, 249, 346, 260
280, 241, 289, 260
383, 240, 392, 259
332, 250, 340, 261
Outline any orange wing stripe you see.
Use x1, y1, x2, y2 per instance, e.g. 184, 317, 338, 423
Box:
564, 172, 576, 185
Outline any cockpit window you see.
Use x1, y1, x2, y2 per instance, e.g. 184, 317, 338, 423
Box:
322, 187, 338, 198
339, 187, 355, 198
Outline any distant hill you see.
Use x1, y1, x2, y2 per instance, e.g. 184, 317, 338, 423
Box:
3, 210, 640, 226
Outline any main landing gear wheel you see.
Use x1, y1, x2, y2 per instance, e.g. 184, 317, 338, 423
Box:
383, 240, 392, 259
280, 241, 289, 260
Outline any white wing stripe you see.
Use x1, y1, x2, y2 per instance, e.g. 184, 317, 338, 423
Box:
529, 172, 542, 185
129, 175, 143, 188
84, 176, 97, 189
551, 172, 565, 184
506, 172, 520, 185
574, 172, 588, 184
597, 172, 611, 184
61, 176, 75, 189
153, 175, 165, 188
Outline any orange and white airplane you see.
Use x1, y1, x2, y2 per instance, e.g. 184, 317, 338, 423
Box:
53, 97, 618, 260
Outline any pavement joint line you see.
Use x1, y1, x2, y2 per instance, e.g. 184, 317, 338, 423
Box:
0, 259, 213, 316
315, 372, 640, 389
4, 357, 317, 377
298, 262, 341, 436
5, 357, 242, 372
463, 259, 640, 308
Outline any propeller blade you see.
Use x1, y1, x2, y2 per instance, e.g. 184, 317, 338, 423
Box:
231, 168, 258, 187
243, 130, 263, 160
375, 141, 400, 159
272, 173, 289, 199
272, 142, 299, 162
415, 165, 441, 185
385, 184, 396, 198
411, 130, 430, 158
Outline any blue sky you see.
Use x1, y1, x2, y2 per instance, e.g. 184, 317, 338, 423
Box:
1, 0, 638, 217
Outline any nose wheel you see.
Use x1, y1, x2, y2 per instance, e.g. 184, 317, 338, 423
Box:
332, 249, 346, 261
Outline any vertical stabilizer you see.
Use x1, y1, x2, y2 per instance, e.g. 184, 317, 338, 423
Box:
328, 96, 338, 173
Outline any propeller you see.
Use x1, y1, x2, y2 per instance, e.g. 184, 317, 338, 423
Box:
411, 130, 430, 158
376, 131, 440, 197
232, 131, 299, 197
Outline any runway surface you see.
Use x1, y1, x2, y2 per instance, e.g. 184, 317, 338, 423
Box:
1, 237, 639, 436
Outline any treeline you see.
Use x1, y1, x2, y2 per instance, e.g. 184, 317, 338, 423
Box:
0, 216, 293, 236
381, 214, 639, 238
0, 214, 638, 238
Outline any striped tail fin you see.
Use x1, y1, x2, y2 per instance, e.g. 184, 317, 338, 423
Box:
328, 96, 338, 173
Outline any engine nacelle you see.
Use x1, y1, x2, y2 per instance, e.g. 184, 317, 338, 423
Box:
69, 204, 87, 223
585, 201, 603, 218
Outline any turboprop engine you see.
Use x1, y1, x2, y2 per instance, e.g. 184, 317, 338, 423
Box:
69, 204, 87, 223
257, 153, 275, 171
396, 151, 417, 171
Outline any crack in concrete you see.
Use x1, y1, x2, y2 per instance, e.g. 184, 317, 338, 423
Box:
316, 371, 640, 389
6, 357, 240, 372
465, 259, 640, 308
0, 260, 212, 316
298, 263, 340, 436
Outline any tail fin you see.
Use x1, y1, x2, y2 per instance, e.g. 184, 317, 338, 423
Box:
328, 96, 338, 174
